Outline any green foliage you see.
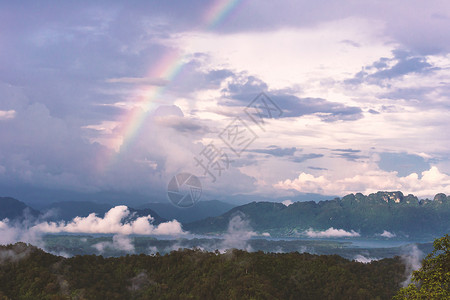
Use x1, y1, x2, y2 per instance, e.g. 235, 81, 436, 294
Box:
394, 234, 450, 299
185, 192, 450, 238
0, 243, 408, 300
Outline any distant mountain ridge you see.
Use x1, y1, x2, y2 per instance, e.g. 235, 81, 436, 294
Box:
41, 201, 113, 222
0, 197, 233, 226
41, 201, 167, 225
0, 197, 40, 221
137, 200, 236, 223
185, 191, 450, 238
0, 198, 167, 225
2, 192, 450, 238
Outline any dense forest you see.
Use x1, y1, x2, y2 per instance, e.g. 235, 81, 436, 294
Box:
186, 192, 450, 237
0, 243, 407, 300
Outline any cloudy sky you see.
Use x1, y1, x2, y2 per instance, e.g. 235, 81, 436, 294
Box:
1, 0, 449, 205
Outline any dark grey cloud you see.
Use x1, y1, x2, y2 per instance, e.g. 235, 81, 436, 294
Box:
0, 1, 448, 204
308, 166, 328, 171
229, 157, 258, 168
0, 1, 180, 125
220, 78, 363, 122
219, 1, 450, 55
205, 69, 235, 85
249, 146, 297, 157
345, 50, 439, 86
431, 13, 450, 20
378, 152, 430, 177
332, 148, 360, 153
267, 94, 363, 122
1, 1, 443, 127
155, 116, 211, 134
164, 57, 236, 95
331, 149, 368, 162
246, 146, 322, 163
223, 76, 269, 99
340, 40, 360, 47
381, 87, 432, 101
375, 80, 450, 111
371, 50, 436, 79
290, 153, 324, 163
379, 85, 450, 110
90, 105, 128, 121
0, 89, 113, 192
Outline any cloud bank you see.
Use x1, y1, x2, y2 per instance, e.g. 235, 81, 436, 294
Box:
0, 206, 186, 252
32, 206, 185, 235
378, 230, 396, 238
219, 214, 257, 252
304, 227, 360, 238
282, 200, 294, 206
92, 234, 135, 254
354, 255, 380, 264
275, 166, 450, 198
401, 245, 423, 287
0, 219, 44, 246
1, 1, 450, 203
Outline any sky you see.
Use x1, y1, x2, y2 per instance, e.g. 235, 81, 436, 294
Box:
0, 0, 450, 205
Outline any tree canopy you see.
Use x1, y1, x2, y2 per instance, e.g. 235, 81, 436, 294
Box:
0, 243, 407, 299
394, 234, 450, 299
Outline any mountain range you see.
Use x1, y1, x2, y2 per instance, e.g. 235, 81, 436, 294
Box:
0, 197, 40, 221
184, 191, 450, 238
0, 197, 234, 225
137, 200, 236, 223
0, 197, 167, 225
1, 191, 450, 239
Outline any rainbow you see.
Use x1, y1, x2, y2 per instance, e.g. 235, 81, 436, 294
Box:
101, 0, 244, 171
204, 0, 242, 30
115, 50, 186, 153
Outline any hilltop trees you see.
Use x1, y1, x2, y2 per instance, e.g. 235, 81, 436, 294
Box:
0, 243, 407, 299
186, 192, 450, 237
394, 234, 450, 299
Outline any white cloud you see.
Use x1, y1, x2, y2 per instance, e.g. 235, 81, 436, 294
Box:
378, 230, 396, 238
282, 200, 294, 206
0, 219, 44, 246
92, 234, 135, 254
32, 206, 185, 235
401, 245, 423, 287
0, 110, 15, 120
304, 227, 360, 238
275, 165, 450, 198
219, 214, 257, 252
0, 219, 21, 245
0, 247, 31, 265
167, 18, 391, 90
354, 255, 380, 264
1, 206, 185, 254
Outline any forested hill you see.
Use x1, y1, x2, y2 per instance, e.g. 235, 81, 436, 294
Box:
0, 197, 167, 225
0, 197, 40, 221
185, 191, 450, 238
0, 243, 406, 300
